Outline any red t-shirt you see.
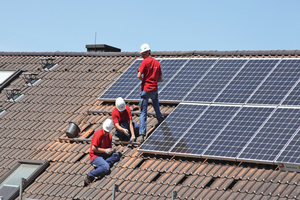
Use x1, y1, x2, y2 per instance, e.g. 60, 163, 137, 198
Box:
89, 129, 112, 162
138, 56, 162, 91
112, 105, 132, 125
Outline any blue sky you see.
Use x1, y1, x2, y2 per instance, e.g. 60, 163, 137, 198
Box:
1, 0, 299, 52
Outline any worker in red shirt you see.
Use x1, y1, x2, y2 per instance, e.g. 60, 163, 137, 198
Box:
137, 43, 164, 143
112, 97, 140, 142
84, 119, 120, 186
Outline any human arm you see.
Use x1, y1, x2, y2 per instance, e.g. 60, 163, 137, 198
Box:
158, 75, 163, 82
137, 71, 143, 81
92, 144, 115, 155
115, 123, 130, 137
129, 120, 135, 141
92, 145, 108, 154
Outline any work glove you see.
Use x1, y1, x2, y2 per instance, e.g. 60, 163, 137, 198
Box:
123, 128, 129, 137
105, 148, 114, 155
130, 135, 135, 142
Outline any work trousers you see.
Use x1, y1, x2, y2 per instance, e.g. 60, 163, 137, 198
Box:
139, 91, 162, 136
88, 152, 120, 178
115, 121, 140, 141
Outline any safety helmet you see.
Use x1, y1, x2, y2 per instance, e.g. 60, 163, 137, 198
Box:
116, 97, 126, 112
103, 119, 114, 132
140, 43, 151, 53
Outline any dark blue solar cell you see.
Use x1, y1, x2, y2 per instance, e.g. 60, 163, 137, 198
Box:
203, 106, 274, 159
248, 59, 300, 105
215, 59, 279, 104
126, 58, 188, 100
238, 108, 300, 162
184, 59, 247, 103
170, 105, 240, 156
99, 59, 142, 100
138, 104, 207, 153
159, 59, 217, 101
281, 60, 300, 105
276, 132, 300, 164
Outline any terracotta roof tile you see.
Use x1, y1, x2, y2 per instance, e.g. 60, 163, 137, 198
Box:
288, 186, 300, 199
247, 181, 264, 194
264, 182, 280, 196
255, 182, 272, 195
118, 168, 136, 181
273, 183, 289, 198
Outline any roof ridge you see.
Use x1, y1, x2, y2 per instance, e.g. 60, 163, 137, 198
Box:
0, 50, 299, 57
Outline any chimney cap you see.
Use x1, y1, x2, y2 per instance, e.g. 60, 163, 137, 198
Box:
86, 44, 121, 52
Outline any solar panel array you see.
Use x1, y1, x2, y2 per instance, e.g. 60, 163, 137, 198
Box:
139, 103, 300, 165
99, 58, 300, 106
99, 57, 300, 165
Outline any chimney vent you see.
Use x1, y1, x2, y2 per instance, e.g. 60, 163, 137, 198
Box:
86, 44, 121, 52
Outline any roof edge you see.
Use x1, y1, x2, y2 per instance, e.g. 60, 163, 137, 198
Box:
0, 50, 299, 57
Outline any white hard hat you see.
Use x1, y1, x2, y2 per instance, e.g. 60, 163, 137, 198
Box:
116, 97, 126, 112
140, 43, 151, 53
103, 119, 114, 132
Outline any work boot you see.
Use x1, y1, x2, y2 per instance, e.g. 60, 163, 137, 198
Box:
155, 117, 164, 127
137, 135, 144, 143
84, 175, 94, 186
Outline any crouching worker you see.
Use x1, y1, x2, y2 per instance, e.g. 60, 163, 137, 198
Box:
112, 97, 140, 142
84, 119, 121, 186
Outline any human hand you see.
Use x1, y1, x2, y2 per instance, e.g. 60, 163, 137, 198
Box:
123, 128, 129, 137
130, 135, 135, 142
105, 148, 114, 155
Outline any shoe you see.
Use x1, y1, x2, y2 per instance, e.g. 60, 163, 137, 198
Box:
137, 135, 144, 143
84, 175, 94, 186
155, 117, 164, 127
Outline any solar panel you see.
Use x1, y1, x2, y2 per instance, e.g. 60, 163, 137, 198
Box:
159, 59, 217, 101
99, 59, 142, 100
170, 105, 240, 156
138, 103, 208, 153
280, 59, 300, 106
248, 59, 300, 105
238, 107, 300, 163
183, 59, 248, 103
276, 131, 300, 164
282, 84, 300, 106
202, 106, 274, 159
215, 59, 279, 104
126, 58, 188, 100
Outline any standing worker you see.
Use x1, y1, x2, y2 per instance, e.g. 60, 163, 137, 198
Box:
112, 97, 140, 142
84, 119, 120, 186
137, 43, 164, 143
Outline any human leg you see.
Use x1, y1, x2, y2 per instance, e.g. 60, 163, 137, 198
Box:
88, 156, 110, 179
132, 122, 140, 138
105, 152, 121, 167
149, 91, 162, 119
139, 91, 149, 136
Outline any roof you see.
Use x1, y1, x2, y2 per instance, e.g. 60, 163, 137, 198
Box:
1, 50, 300, 199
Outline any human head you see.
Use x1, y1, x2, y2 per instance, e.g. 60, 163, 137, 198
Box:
103, 119, 113, 132
115, 97, 126, 112
140, 43, 151, 58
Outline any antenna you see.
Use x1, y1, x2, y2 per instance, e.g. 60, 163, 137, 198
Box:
95, 32, 97, 50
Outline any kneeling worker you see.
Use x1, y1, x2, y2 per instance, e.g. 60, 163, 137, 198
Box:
84, 119, 120, 186
112, 97, 140, 142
